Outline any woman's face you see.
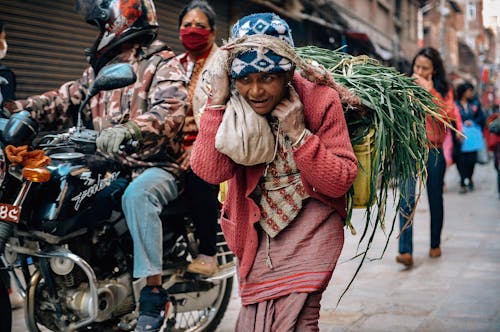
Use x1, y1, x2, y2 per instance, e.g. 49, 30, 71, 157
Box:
180, 8, 216, 51
234, 72, 290, 115
465, 88, 475, 101
413, 55, 434, 80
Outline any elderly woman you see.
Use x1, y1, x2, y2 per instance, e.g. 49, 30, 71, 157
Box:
191, 13, 358, 331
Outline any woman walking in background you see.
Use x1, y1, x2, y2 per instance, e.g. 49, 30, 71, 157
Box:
454, 81, 486, 193
396, 47, 457, 267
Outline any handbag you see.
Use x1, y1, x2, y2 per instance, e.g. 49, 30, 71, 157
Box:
461, 123, 485, 153
215, 91, 276, 166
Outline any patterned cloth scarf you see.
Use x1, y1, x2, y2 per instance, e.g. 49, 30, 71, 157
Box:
230, 13, 294, 79
257, 119, 310, 238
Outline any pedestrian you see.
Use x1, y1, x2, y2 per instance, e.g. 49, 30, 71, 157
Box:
191, 13, 358, 331
0, 20, 16, 101
176, 0, 220, 276
485, 109, 500, 199
396, 47, 457, 267
454, 81, 486, 193
5, 1, 187, 331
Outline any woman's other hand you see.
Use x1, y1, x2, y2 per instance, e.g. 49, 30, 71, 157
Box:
271, 85, 306, 142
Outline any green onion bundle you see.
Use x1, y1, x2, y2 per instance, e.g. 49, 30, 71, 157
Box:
296, 46, 448, 302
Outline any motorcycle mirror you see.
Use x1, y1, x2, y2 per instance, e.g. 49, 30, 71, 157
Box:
77, 63, 137, 131
88, 63, 137, 98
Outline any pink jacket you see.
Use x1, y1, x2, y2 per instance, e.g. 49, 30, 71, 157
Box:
191, 73, 358, 279
427, 88, 457, 147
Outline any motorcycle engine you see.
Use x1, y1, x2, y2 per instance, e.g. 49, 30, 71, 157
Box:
65, 273, 135, 322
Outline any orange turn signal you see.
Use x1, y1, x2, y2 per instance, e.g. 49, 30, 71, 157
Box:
22, 166, 51, 183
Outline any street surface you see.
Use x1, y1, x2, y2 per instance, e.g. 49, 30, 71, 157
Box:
12, 160, 500, 331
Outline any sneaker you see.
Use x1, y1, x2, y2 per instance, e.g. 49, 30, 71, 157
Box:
395, 253, 413, 267
187, 254, 218, 276
459, 186, 467, 194
135, 286, 172, 332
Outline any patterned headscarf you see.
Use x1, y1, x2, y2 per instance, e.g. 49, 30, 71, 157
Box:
230, 13, 294, 79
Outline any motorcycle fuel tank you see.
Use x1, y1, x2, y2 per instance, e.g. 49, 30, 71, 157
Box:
29, 152, 122, 235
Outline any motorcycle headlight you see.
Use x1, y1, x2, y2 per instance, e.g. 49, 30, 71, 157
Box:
0, 146, 5, 187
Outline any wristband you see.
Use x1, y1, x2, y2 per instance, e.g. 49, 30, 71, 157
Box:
123, 120, 143, 142
291, 129, 308, 148
205, 104, 227, 111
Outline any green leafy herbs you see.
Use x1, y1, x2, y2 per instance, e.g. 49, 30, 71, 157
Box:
296, 46, 448, 303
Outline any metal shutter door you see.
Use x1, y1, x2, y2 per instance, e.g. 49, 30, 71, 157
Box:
0, 0, 230, 99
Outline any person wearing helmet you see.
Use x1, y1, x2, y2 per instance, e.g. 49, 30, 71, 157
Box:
5, 1, 187, 331
176, 0, 219, 277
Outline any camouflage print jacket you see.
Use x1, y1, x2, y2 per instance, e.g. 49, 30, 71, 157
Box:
6, 40, 188, 179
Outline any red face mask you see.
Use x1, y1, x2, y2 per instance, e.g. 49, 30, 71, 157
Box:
180, 27, 211, 52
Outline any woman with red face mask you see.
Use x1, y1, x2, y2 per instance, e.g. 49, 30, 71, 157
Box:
176, 0, 220, 277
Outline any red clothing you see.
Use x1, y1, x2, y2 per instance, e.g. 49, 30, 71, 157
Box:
427, 88, 456, 147
191, 73, 357, 282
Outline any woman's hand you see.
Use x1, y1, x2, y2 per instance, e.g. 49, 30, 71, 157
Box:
271, 85, 306, 142
412, 73, 434, 91
201, 50, 231, 106
176, 146, 192, 170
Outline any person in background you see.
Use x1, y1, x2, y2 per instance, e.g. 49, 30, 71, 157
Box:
454, 81, 486, 193
485, 107, 500, 199
4, 1, 187, 331
176, 0, 220, 276
191, 13, 358, 330
396, 47, 456, 267
0, 21, 16, 101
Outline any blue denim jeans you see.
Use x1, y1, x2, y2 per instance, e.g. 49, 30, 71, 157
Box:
399, 148, 446, 254
122, 167, 179, 278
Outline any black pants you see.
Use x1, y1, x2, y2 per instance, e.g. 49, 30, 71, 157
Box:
185, 171, 220, 256
456, 151, 477, 186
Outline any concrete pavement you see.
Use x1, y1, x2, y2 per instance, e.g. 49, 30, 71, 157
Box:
12, 160, 500, 331
216, 160, 500, 332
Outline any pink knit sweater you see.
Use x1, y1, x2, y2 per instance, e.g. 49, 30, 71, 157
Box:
191, 73, 358, 280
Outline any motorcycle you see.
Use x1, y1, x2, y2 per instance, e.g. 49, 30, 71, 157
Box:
0, 64, 235, 332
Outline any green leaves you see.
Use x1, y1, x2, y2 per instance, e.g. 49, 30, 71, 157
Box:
296, 46, 442, 304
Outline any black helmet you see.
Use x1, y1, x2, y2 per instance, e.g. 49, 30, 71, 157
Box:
76, 0, 158, 73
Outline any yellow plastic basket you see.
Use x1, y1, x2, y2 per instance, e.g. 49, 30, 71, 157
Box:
352, 129, 375, 209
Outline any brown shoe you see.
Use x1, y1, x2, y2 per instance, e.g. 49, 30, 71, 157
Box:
429, 248, 441, 258
187, 255, 218, 276
396, 253, 413, 267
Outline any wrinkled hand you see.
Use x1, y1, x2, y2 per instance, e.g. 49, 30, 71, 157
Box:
201, 49, 230, 105
96, 125, 131, 154
412, 73, 434, 91
271, 85, 306, 142
176, 146, 192, 170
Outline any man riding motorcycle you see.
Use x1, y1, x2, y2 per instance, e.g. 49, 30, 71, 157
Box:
4, 1, 187, 331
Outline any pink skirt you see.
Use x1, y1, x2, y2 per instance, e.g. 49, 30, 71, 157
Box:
235, 292, 323, 332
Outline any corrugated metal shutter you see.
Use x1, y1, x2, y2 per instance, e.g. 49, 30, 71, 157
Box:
0, 0, 230, 100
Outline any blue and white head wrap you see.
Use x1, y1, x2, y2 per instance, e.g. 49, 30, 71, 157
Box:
229, 13, 294, 79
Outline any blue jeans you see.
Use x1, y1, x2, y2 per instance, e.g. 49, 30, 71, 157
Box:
399, 148, 446, 254
122, 167, 179, 278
